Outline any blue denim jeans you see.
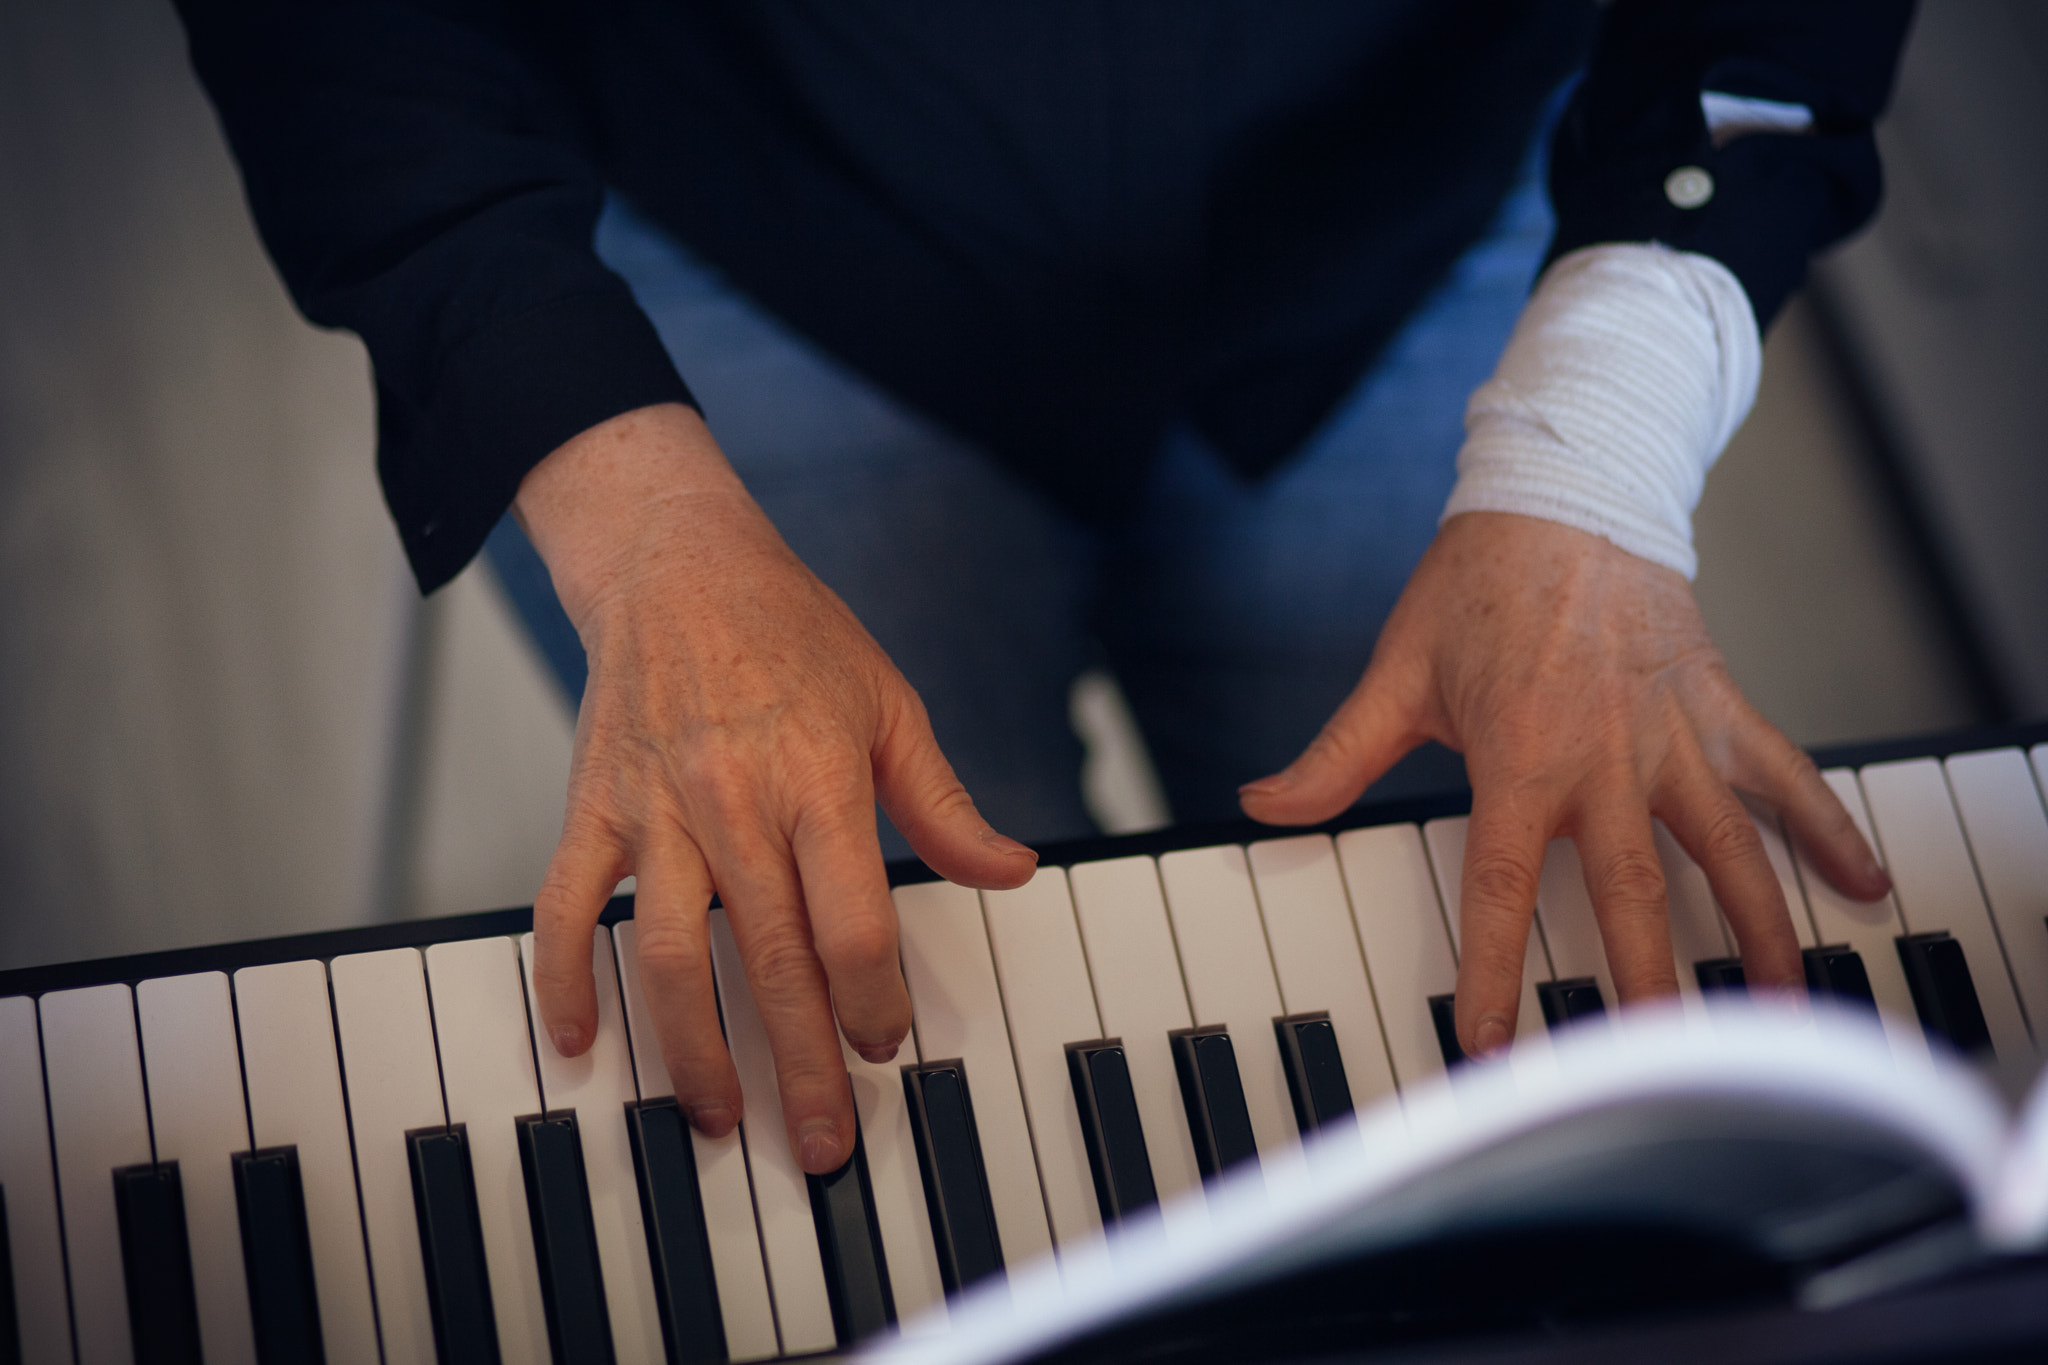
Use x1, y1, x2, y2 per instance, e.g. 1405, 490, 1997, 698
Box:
486, 135, 1554, 857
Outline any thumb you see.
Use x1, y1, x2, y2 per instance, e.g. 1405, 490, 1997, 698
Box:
1240, 658, 1426, 825
872, 683, 1038, 889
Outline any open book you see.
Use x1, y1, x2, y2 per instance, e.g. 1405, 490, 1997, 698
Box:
864, 1002, 2048, 1365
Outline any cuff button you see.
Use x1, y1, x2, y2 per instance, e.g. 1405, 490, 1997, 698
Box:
1664, 165, 1715, 210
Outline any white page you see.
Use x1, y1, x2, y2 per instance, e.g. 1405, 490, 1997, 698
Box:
860, 1001, 2010, 1365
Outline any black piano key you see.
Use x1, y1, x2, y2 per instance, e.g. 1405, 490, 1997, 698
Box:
517, 1112, 616, 1365
625, 1099, 726, 1364
233, 1147, 325, 1365
1803, 945, 1879, 1013
902, 1062, 1005, 1295
1168, 1026, 1260, 1180
1, 1186, 21, 1365
1694, 958, 1747, 993
1065, 1040, 1158, 1223
1897, 932, 1994, 1056
407, 1125, 501, 1365
1536, 978, 1607, 1030
1426, 994, 1467, 1069
1273, 1013, 1353, 1134
808, 1124, 895, 1346
113, 1161, 202, 1365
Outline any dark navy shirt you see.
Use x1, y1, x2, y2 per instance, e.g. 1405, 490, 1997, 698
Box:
173, 0, 1912, 592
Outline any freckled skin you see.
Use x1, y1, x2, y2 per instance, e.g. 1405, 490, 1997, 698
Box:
515, 402, 1036, 1175
1239, 511, 1891, 1058
513, 401, 1891, 1166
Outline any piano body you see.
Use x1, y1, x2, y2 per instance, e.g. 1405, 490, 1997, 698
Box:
2, 724, 2047, 1365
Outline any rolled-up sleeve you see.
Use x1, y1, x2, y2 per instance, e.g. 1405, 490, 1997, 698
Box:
175, 0, 694, 592
1547, 0, 1916, 332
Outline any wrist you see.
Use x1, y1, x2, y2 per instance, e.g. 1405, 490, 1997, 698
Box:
512, 402, 757, 627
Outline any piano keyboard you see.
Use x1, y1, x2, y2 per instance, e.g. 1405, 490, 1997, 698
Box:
1, 726, 2044, 1365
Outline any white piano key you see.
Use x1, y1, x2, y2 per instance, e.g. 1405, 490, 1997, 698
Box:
1859, 759, 2031, 1061
1534, 839, 1619, 1009
1246, 836, 1399, 1113
703, 911, 837, 1354
1946, 748, 2048, 1039
134, 973, 257, 1365
1067, 856, 1204, 1226
233, 960, 381, 1365
840, 1026, 948, 1334
422, 935, 552, 1365
1333, 824, 1461, 1089
0, 995, 71, 1365
1654, 823, 1734, 1004
1421, 817, 1554, 1057
979, 866, 1105, 1254
1155, 846, 1300, 1172
610, 920, 780, 1362
520, 930, 668, 1363
893, 879, 1055, 1272
1796, 772, 1929, 1064
328, 949, 449, 1365
39, 984, 153, 1365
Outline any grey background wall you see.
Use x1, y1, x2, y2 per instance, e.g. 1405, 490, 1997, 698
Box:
0, 0, 2033, 971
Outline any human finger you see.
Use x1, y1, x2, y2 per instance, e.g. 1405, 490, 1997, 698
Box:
1571, 787, 1679, 1003
633, 832, 745, 1136
872, 683, 1037, 890
1453, 789, 1552, 1057
532, 814, 630, 1057
714, 827, 859, 1174
790, 768, 913, 1065
1733, 710, 1890, 901
1239, 655, 1428, 825
1655, 752, 1803, 992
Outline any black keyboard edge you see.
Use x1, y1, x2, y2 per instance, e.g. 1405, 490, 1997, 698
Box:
5, 718, 2044, 998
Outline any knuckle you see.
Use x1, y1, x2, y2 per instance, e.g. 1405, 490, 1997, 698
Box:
1696, 805, 1763, 870
531, 889, 595, 946
1307, 721, 1360, 769
633, 922, 706, 990
680, 742, 756, 809
529, 957, 589, 1003
921, 780, 976, 823
816, 910, 900, 980
743, 925, 826, 998
1594, 846, 1667, 911
534, 873, 596, 923
1775, 743, 1824, 792
1464, 850, 1539, 915
793, 747, 872, 809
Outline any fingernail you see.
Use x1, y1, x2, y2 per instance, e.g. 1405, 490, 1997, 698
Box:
686, 1101, 735, 1136
1238, 772, 1295, 798
548, 1024, 586, 1057
1863, 855, 1891, 891
1473, 1017, 1511, 1058
857, 1040, 900, 1065
981, 828, 1037, 859
798, 1120, 844, 1174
